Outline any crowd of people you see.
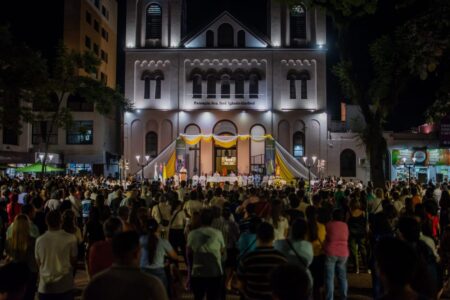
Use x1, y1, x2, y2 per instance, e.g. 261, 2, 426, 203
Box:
0, 174, 448, 300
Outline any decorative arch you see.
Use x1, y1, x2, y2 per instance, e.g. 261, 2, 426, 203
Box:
213, 120, 238, 135
340, 149, 356, 177
218, 23, 234, 47
145, 3, 162, 40
184, 123, 201, 134
278, 120, 290, 150
141, 70, 164, 100
188, 68, 205, 80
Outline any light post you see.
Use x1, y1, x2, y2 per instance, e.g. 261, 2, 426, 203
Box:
402, 157, 416, 185
39, 153, 53, 174
302, 155, 317, 190
135, 155, 150, 182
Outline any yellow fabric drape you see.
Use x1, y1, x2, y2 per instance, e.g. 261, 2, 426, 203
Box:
214, 138, 237, 148
165, 150, 176, 178
275, 151, 294, 181
179, 134, 273, 147
180, 135, 204, 145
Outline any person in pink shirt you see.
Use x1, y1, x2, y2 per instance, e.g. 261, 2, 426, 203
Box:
324, 209, 349, 300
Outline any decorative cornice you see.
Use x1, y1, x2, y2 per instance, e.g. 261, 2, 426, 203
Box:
280, 59, 316, 67
135, 60, 171, 68
185, 58, 267, 67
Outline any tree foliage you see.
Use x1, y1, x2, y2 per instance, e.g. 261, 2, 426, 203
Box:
282, 0, 450, 186
0, 26, 132, 172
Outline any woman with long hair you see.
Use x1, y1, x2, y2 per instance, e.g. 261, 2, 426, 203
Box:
140, 218, 178, 294
306, 205, 326, 300
6, 214, 37, 300
347, 198, 367, 274
268, 200, 289, 240
168, 200, 187, 260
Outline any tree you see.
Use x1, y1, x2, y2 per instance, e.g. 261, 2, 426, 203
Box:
0, 27, 132, 173
35, 44, 132, 173
0, 26, 48, 135
282, 0, 450, 187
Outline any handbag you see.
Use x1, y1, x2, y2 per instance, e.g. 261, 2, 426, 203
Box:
157, 204, 170, 227
286, 239, 308, 269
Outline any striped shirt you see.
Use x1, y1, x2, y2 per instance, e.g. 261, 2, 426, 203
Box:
237, 246, 287, 300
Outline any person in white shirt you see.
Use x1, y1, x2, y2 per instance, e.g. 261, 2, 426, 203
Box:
434, 183, 442, 203
184, 191, 204, 218
35, 210, 78, 299
192, 174, 199, 188
199, 174, 206, 188
44, 191, 62, 212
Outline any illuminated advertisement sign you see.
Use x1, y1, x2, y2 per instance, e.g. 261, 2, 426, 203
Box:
392, 149, 450, 166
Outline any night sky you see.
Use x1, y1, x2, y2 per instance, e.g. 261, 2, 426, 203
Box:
1, 0, 436, 131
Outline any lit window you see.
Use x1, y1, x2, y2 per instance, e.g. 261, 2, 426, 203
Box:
146, 4, 162, 40
290, 4, 306, 42
293, 131, 305, 158
67, 121, 93, 145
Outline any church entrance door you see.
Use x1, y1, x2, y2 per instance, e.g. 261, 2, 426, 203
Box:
214, 146, 237, 175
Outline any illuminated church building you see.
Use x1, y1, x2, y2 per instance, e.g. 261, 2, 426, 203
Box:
124, 0, 330, 178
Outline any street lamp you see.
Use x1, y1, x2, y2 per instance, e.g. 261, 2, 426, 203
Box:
302, 155, 317, 190
135, 155, 150, 182
402, 157, 416, 185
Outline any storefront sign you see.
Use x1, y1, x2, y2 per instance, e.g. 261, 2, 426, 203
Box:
392, 148, 450, 166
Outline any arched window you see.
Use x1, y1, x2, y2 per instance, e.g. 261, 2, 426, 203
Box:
145, 131, 158, 158
237, 30, 245, 47
206, 30, 214, 47
155, 77, 161, 99
299, 70, 310, 99
340, 149, 356, 177
144, 78, 151, 99
218, 23, 234, 47
301, 79, 307, 99
141, 70, 164, 100
146, 4, 162, 40
249, 74, 259, 98
221, 75, 230, 98
234, 74, 245, 98
192, 74, 202, 98
207, 75, 216, 98
289, 77, 296, 99
293, 131, 305, 158
290, 4, 306, 42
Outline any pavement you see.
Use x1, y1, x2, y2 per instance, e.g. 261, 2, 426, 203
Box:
73, 264, 374, 300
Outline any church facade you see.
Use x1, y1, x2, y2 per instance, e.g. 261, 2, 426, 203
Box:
124, 0, 330, 178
